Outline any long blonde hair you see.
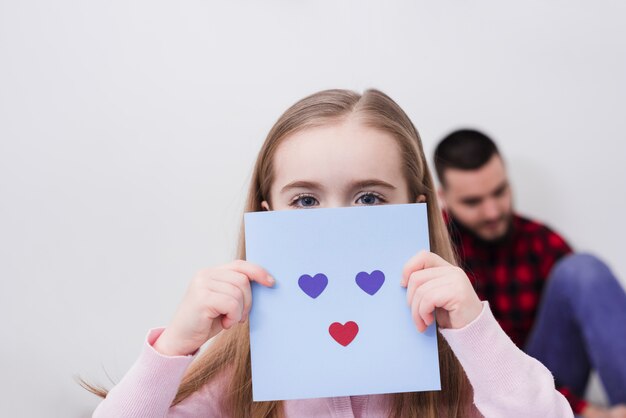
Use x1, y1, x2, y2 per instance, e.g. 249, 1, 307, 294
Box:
84, 89, 473, 417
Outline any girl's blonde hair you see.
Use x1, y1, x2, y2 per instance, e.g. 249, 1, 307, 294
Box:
84, 89, 473, 417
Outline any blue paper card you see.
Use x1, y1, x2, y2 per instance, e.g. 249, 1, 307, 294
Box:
244, 203, 440, 401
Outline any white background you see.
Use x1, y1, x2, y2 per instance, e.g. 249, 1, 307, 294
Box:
1, 1, 624, 416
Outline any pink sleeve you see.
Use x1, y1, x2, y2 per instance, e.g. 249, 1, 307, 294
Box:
92, 328, 226, 418
439, 302, 574, 417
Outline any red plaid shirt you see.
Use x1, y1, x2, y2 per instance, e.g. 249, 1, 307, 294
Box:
445, 212, 587, 413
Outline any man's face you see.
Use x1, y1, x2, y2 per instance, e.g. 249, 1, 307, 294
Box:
439, 154, 513, 241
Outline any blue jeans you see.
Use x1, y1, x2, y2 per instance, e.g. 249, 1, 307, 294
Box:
525, 253, 626, 405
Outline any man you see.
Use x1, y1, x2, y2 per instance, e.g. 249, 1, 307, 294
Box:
434, 129, 626, 417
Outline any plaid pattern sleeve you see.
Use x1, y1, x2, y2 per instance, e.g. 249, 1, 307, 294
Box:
558, 386, 588, 414
445, 213, 589, 413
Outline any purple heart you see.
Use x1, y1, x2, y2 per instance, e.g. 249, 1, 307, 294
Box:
356, 270, 385, 295
298, 273, 328, 299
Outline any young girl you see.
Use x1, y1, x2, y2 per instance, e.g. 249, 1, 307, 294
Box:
86, 89, 572, 417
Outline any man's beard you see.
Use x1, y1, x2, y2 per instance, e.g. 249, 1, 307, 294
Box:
449, 212, 514, 246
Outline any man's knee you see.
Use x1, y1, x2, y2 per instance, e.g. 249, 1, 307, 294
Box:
549, 253, 614, 292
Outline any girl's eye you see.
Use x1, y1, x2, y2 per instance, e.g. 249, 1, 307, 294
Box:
290, 194, 319, 208
356, 192, 385, 206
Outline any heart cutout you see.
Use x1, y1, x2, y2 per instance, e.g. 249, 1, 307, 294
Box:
298, 273, 328, 299
329, 321, 359, 346
355, 270, 385, 295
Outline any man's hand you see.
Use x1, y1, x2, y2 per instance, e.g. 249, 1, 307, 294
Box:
581, 404, 626, 418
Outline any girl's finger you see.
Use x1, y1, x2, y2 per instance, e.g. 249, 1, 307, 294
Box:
221, 316, 239, 330
221, 259, 275, 287
414, 279, 483, 330
411, 296, 427, 332
206, 278, 246, 319
405, 267, 452, 304
410, 279, 451, 330
417, 286, 451, 329
213, 270, 253, 321
410, 275, 451, 308
401, 251, 452, 286
205, 291, 244, 327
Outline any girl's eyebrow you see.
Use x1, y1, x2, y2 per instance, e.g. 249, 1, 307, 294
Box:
280, 179, 397, 194
349, 179, 397, 191
280, 180, 324, 193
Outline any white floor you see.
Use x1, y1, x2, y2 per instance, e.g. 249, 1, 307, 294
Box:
586, 371, 609, 406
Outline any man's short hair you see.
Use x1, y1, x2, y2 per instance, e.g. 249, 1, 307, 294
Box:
434, 129, 500, 186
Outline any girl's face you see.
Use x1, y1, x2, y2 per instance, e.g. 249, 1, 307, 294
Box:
261, 118, 424, 211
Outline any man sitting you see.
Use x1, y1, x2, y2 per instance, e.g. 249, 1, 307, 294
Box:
434, 129, 626, 417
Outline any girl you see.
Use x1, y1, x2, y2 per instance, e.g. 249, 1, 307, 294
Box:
86, 89, 572, 417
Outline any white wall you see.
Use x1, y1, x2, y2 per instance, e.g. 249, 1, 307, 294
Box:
1, 1, 624, 416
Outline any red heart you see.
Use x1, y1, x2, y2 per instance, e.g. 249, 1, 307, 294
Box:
329, 321, 359, 346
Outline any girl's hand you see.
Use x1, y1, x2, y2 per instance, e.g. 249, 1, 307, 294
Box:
400, 250, 482, 332
153, 260, 275, 356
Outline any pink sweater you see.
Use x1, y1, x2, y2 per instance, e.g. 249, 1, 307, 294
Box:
92, 302, 573, 417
